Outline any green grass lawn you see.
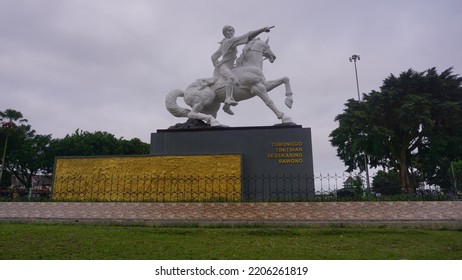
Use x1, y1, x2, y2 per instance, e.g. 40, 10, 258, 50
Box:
1, 223, 461, 260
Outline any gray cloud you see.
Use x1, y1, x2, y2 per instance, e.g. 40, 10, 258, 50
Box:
1, 0, 461, 175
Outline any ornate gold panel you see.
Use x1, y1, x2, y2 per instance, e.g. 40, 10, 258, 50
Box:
53, 155, 241, 202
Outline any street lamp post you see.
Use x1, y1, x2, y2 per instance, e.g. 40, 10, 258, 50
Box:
349, 55, 361, 100
349, 54, 371, 196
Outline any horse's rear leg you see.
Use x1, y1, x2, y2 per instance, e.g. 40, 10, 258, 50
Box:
188, 103, 223, 127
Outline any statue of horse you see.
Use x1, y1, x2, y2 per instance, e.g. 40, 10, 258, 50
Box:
165, 38, 295, 127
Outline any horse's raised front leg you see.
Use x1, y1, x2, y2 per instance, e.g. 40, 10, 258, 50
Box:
264, 77, 293, 109
252, 83, 294, 124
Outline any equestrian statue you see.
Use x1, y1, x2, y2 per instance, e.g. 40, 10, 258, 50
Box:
165, 25, 295, 127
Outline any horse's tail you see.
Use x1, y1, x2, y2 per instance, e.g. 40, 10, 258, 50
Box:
165, 89, 191, 117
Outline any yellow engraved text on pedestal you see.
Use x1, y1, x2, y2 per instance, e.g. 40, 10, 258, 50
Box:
53, 155, 241, 202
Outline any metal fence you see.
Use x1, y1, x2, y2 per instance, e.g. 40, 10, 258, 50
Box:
52, 174, 241, 202
51, 173, 317, 202
1, 173, 455, 202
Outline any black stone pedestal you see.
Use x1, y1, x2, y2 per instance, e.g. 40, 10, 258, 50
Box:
150, 125, 315, 201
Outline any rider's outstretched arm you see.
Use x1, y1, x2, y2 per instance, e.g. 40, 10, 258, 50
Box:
248, 26, 274, 41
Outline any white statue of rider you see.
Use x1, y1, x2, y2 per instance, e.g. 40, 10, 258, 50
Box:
211, 25, 273, 115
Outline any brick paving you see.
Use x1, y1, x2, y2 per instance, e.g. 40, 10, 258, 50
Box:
1, 201, 461, 225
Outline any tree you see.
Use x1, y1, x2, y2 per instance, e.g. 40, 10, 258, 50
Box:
372, 170, 400, 195
330, 67, 462, 193
49, 129, 149, 158
449, 160, 462, 196
0, 109, 28, 186
120, 138, 150, 155
413, 69, 462, 191
1, 109, 52, 189
338, 175, 364, 198
6, 132, 52, 189
50, 129, 123, 157
1, 110, 150, 189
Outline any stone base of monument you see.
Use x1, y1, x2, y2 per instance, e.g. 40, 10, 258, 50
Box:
151, 125, 315, 201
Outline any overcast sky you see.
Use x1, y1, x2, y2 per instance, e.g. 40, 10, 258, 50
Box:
1, 0, 461, 175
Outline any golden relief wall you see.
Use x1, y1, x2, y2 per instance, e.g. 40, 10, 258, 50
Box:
53, 155, 241, 202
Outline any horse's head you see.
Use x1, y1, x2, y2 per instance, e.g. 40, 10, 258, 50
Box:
254, 38, 276, 63
238, 38, 276, 66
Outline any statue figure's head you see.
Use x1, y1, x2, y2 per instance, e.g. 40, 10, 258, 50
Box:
222, 25, 235, 38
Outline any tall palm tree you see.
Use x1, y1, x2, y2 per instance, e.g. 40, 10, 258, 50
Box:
0, 109, 28, 185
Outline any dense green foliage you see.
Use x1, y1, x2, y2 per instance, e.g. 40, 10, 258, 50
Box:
372, 170, 400, 195
0, 109, 149, 188
0, 224, 460, 259
0, 109, 50, 188
330, 68, 462, 193
49, 129, 149, 157
450, 161, 462, 187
